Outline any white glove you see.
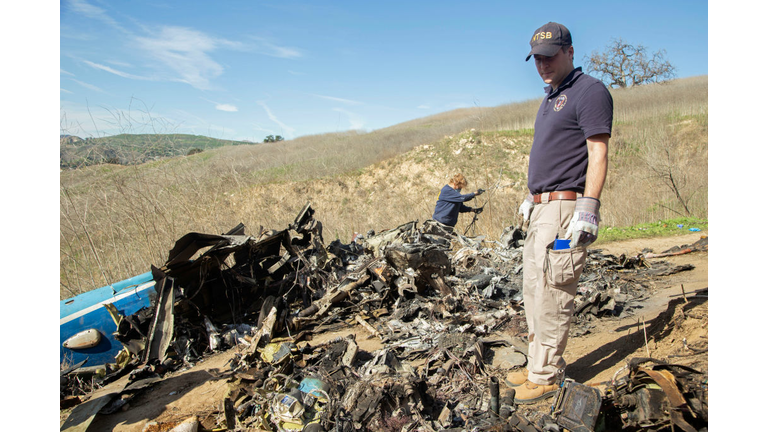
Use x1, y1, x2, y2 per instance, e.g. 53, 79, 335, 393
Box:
565, 197, 600, 247
518, 193, 534, 222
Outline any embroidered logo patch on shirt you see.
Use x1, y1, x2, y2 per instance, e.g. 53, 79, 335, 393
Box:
553, 95, 567, 112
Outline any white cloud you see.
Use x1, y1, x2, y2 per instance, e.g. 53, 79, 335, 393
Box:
251, 37, 302, 59
417, 104, 430, 109
68, 2, 238, 90
70, 78, 106, 93
67, 1, 299, 93
61, 88, 73, 94
68, 0, 126, 33
104, 59, 134, 68
288, 70, 305, 76
84, 60, 152, 80
202, 97, 238, 112
60, 69, 75, 76
216, 104, 238, 112
134, 26, 231, 90
311, 93, 362, 106
332, 108, 365, 130
257, 101, 295, 139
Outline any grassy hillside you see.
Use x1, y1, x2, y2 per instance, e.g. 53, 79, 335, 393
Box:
60, 76, 707, 299
60, 133, 258, 168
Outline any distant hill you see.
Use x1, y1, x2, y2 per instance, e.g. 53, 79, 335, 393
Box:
60, 76, 708, 297
59, 133, 260, 169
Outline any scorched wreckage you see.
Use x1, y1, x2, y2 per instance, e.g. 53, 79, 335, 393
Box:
60, 203, 708, 431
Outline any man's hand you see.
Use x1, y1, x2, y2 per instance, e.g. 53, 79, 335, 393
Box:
518, 193, 534, 222
565, 197, 600, 246
475, 189, 485, 195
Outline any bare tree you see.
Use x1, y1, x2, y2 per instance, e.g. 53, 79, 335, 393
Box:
640, 135, 703, 217
583, 38, 676, 88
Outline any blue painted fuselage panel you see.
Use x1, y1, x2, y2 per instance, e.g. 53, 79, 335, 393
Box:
60, 272, 156, 366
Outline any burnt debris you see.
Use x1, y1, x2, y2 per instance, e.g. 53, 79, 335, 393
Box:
60, 203, 708, 431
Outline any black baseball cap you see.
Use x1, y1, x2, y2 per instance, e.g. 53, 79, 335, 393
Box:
525, 22, 572, 61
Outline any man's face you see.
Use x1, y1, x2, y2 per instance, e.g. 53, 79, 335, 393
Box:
534, 46, 574, 89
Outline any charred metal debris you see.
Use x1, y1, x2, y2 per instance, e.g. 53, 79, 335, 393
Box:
61, 203, 708, 431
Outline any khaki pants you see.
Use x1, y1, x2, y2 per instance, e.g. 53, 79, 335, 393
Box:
522, 198, 587, 385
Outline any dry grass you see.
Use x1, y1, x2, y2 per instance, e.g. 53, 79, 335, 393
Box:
603, 77, 708, 226
60, 75, 708, 299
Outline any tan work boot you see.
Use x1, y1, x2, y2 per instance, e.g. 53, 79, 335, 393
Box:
513, 380, 559, 404
504, 368, 529, 387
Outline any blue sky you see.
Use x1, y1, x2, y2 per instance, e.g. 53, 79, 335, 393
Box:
59, 0, 708, 142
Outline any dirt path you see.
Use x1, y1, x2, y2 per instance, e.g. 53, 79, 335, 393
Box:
74, 232, 709, 431
500, 231, 709, 415
563, 232, 708, 385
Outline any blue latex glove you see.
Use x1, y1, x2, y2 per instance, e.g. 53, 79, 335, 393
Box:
565, 197, 600, 246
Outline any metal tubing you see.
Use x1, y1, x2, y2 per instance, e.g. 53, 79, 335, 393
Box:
490, 376, 500, 416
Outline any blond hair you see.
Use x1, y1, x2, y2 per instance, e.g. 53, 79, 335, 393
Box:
449, 173, 467, 189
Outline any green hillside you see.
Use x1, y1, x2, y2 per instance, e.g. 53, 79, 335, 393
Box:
60, 133, 258, 169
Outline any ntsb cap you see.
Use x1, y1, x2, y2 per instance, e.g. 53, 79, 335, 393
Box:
526, 22, 572, 61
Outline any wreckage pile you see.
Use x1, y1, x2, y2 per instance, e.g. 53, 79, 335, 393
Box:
60, 203, 708, 431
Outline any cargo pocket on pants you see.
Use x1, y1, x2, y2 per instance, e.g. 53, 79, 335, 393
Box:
543, 241, 587, 287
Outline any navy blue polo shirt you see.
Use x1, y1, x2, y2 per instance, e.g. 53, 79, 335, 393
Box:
528, 67, 613, 195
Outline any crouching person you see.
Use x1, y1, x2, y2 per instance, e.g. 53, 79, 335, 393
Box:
432, 173, 483, 230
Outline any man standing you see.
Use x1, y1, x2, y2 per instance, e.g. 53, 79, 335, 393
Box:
432, 173, 484, 228
507, 22, 613, 403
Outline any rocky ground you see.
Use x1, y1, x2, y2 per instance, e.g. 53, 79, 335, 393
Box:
62, 232, 709, 431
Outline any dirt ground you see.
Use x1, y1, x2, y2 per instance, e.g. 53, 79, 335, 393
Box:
69, 232, 708, 431
563, 232, 708, 385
